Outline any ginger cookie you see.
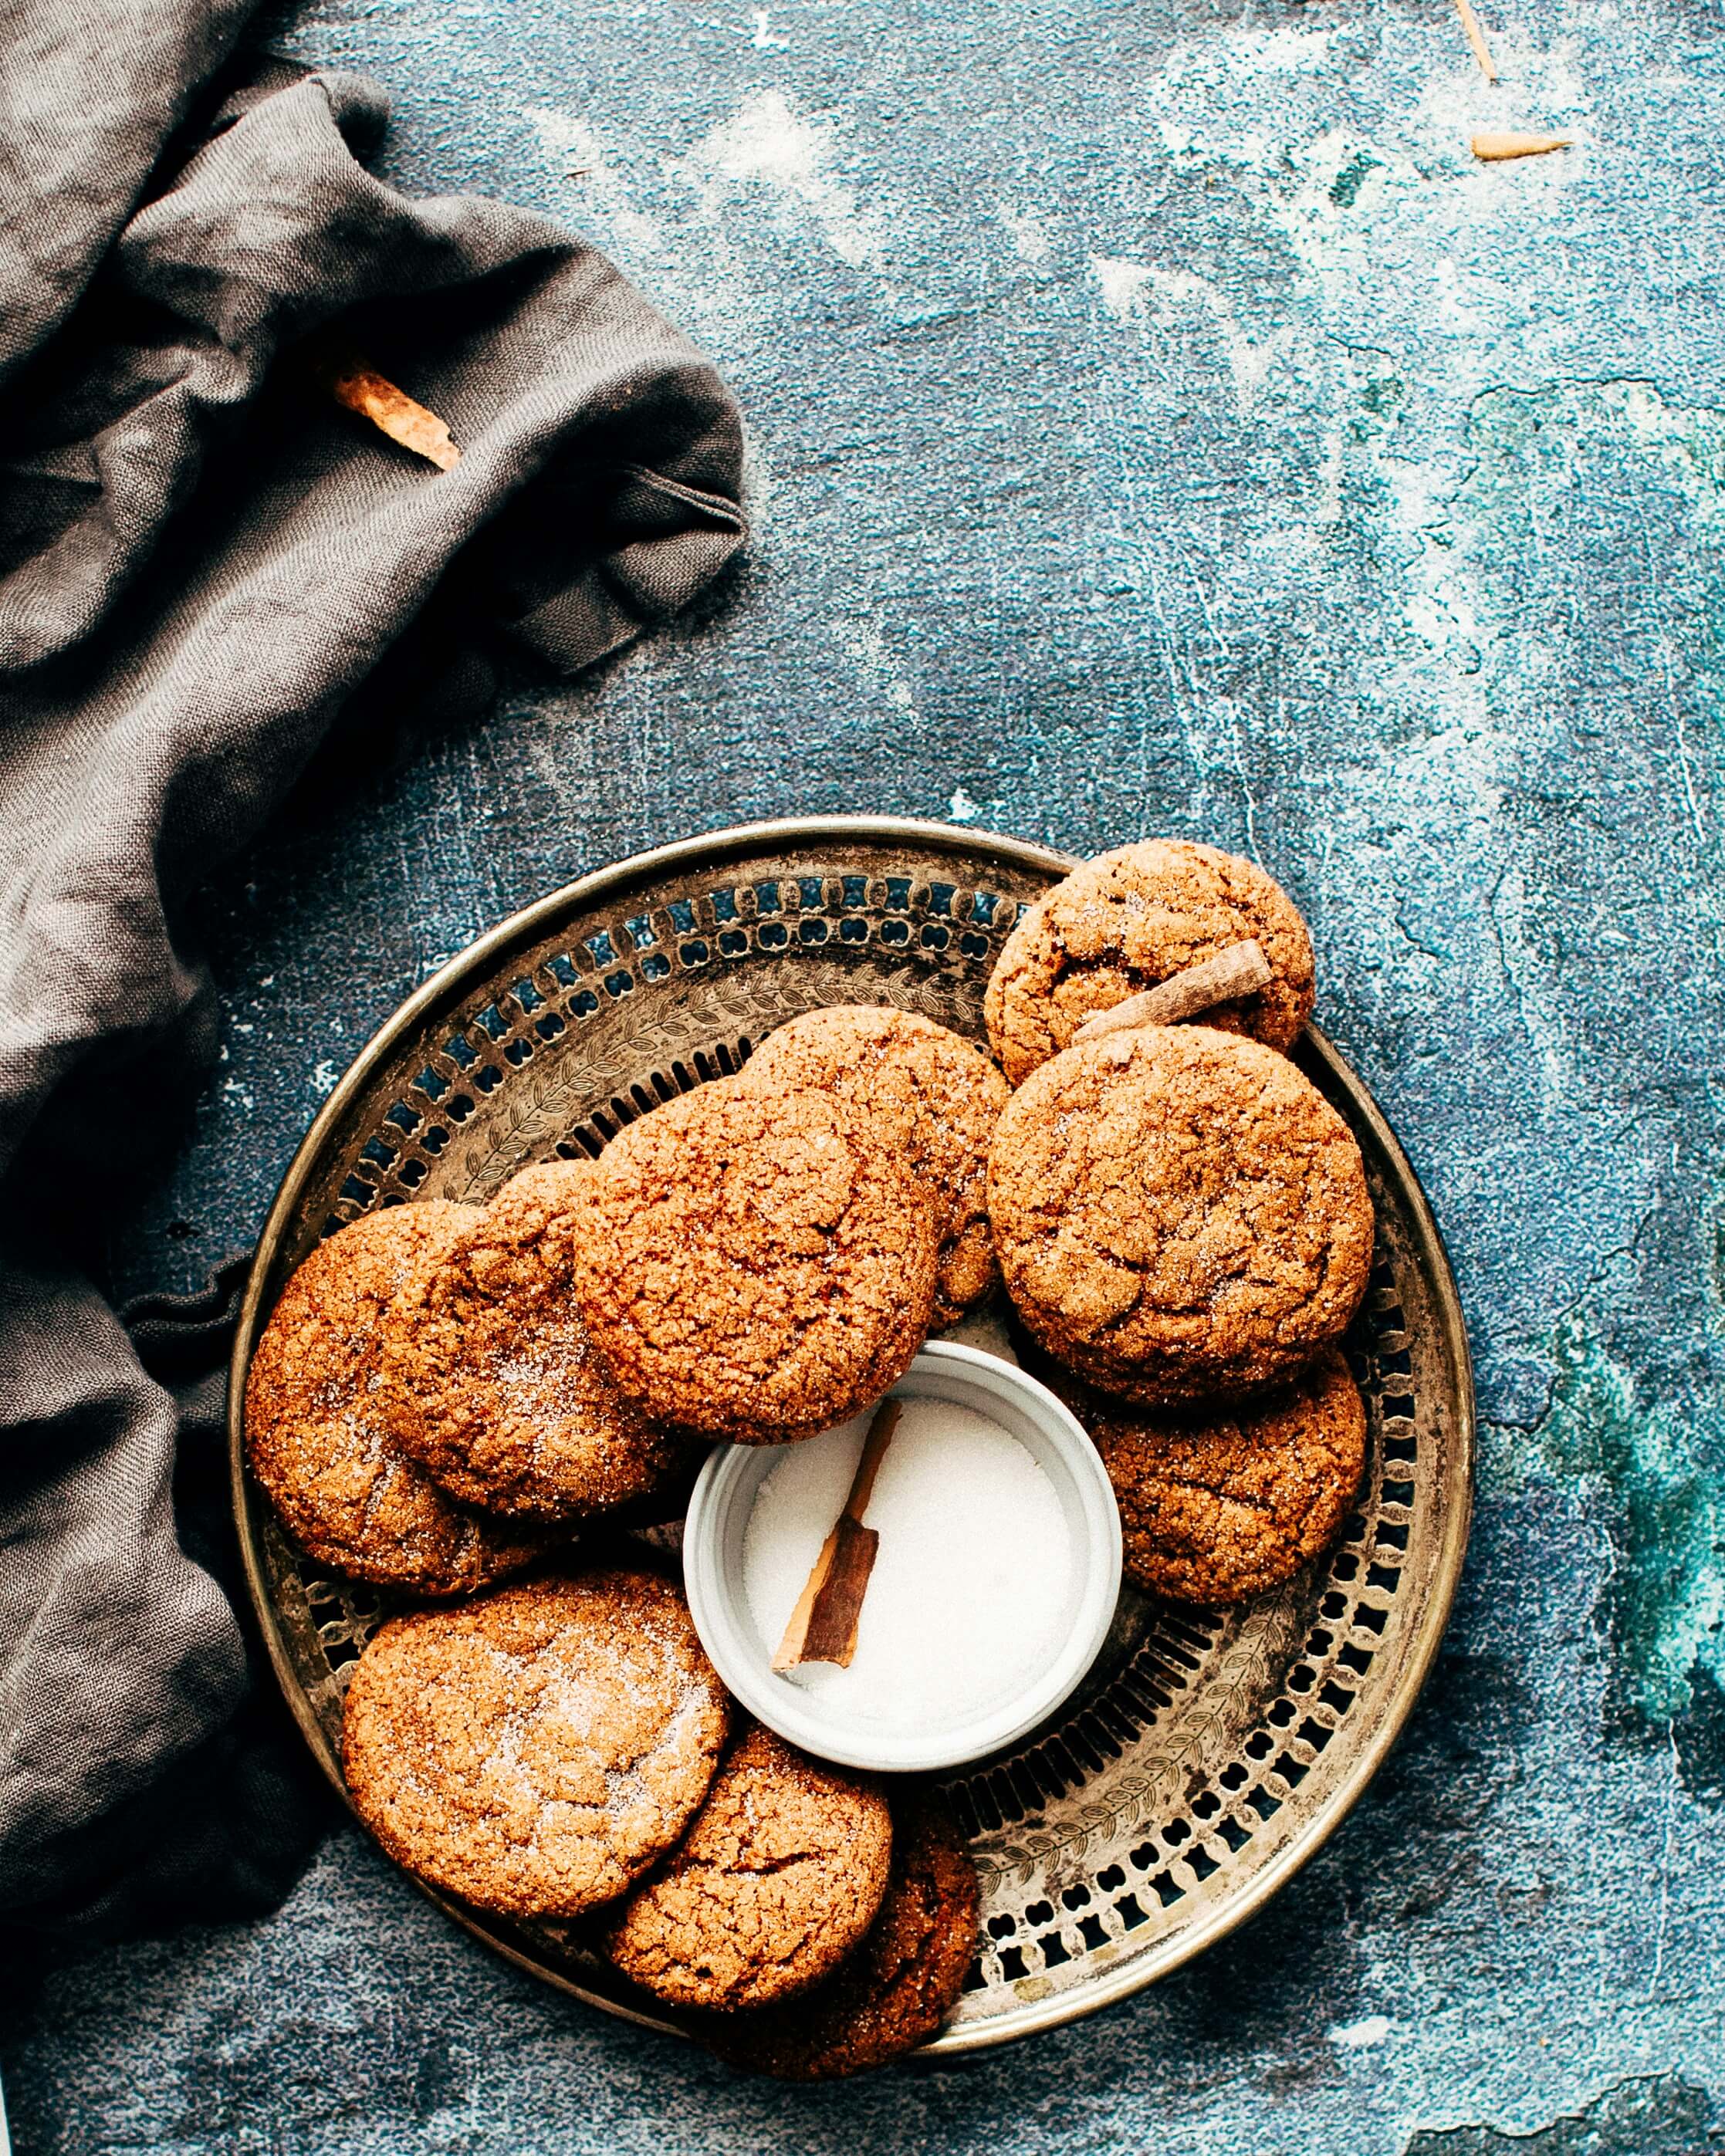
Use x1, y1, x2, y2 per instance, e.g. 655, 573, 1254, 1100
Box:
382, 1161, 691, 1523
601, 1724, 892, 2012
570, 1081, 939, 1442
985, 840, 1315, 1085
989, 1026, 1373, 1404
739, 1005, 1009, 1326
341, 1567, 729, 1919
245, 1203, 546, 1597
701, 1789, 979, 2079
1067, 1350, 1368, 1603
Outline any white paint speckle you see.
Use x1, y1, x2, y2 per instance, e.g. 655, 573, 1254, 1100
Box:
1090, 258, 1293, 413
837, 614, 916, 714
519, 107, 662, 259
688, 6, 785, 46
1092, 255, 1156, 319
949, 785, 981, 823
997, 203, 1051, 263
311, 1059, 339, 1096
1328, 2014, 1392, 2050
691, 90, 881, 268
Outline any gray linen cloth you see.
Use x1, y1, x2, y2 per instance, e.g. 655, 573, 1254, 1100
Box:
0, 14, 744, 1933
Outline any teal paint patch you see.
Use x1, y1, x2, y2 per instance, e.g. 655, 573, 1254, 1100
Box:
1329, 150, 1382, 208
1676, 1671, 1725, 1802
1527, 1315, 1725, 1750
1402, 2074, 1715, 2156
1346, 370, 1407, 448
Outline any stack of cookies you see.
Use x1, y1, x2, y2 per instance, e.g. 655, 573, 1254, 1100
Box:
247, 999, 1012, 1582
242, 830, 1374, 2075
337, 1567, 979, 2080
245, 1009, 1006, 2077
983, 838, 1375, 1606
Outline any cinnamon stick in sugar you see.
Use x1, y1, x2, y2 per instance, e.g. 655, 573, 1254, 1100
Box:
772, 1398, 901, 1671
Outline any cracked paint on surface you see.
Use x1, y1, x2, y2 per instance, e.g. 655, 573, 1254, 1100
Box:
6, 0, 1725, 2148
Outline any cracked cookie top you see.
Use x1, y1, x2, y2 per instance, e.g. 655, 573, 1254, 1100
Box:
245, 1201, 547, 1597
700, 1788, 979, 2080
989, 1025, 1373, 1404
570, 1080, 939, 1442
341, 1568, 729, 1919
1060, 1349, 1368, 1603
984, 840, 1315, 1085
602, 1724, 892, 2012
739, 1004, 1010, 1328
381, 1161, 691, 1523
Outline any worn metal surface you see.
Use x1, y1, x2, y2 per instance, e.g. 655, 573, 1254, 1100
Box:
5, 0, 1724, 2148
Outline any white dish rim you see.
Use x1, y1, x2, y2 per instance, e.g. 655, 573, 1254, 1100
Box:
682, 1337, 1124, 1773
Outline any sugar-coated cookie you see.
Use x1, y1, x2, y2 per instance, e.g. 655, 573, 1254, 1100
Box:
571, 1082, 939, 1441
245, 1202, 546, 1595
1067, 1350, 1368, 1603
989, 1026, 1372, 1404
740, 1005, 1009, 1326
700, 1789, 979, 2079
985, 840, 1314, 1084
383, 1162, 691, 1522
603, 1725, 892, 2011
342, 1568, 729, 1919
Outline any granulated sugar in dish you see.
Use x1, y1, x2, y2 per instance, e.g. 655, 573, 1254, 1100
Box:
742, 1398, 1074, 1730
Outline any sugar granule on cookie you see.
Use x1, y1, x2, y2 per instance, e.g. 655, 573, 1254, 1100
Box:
985, 840, 1315, 1085
739, 1005, 1010, 1328
341, 1568, 729, 1919
989, 1025, 1373, 1404
602, 1724, 892, 2012
570, 1081, 939, 1442
699, 1788, 979, 2080
382, 1161, 692, 1522
244, 1201, 548, 1597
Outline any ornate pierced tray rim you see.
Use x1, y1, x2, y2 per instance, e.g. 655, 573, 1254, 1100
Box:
227, 813, 1475, 2058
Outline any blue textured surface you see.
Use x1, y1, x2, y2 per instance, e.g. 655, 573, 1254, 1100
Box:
7, 0, 1725, 2148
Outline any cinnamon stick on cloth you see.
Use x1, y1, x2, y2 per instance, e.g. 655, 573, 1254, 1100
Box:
0, 29, 742, 1937
308, 336, 463, 471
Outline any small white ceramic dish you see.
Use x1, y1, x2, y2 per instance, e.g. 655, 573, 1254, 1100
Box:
682, 1339, 1123, 1774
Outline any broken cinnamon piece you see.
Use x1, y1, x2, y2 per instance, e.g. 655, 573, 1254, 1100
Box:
309, 338, 462, 471
1070, 939, 1274, 1047
1453, 0, 1500, 82
1471, 131, 1571, 161
772, 1398, 900, 1672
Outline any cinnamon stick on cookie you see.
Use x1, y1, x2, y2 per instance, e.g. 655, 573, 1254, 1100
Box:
1071, 939, 1273, 1045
